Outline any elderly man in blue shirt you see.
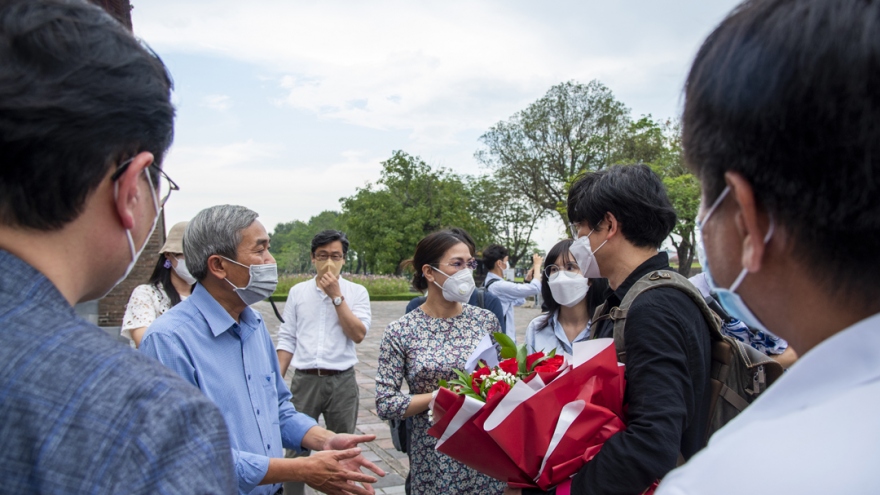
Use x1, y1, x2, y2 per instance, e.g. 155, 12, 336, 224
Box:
142, 205, 385, 495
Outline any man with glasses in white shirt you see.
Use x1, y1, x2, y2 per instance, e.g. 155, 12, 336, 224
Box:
277, 230, 372, 495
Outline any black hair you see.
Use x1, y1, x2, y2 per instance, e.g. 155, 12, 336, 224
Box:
410, 230, 466, 292
567, 164, 676, 249
683, 0, 880, 303
0, 0, 175, 230
447, 227, 476, 256
483, 244, 509, 271
147, 254, 183, 307
311, 230, 350, 255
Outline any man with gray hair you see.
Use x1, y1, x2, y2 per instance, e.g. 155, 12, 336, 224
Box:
141, 205, 385, 495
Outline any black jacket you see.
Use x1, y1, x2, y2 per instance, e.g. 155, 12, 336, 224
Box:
530, 253, 712, 495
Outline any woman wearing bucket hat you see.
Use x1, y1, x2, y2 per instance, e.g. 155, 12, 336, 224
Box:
121, 221, 196, 347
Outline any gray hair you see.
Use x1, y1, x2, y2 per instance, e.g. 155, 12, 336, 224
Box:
183, 205, 259, 281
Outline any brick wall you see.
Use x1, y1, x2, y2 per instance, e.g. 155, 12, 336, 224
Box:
98, 214, 165, 327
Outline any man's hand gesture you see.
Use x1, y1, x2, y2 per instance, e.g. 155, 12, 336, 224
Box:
317, 272, 342, 300
303, 434, 385, 495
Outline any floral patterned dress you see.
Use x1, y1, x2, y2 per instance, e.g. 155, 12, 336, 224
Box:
120, 283, 171, 341
376, 304, 505, 495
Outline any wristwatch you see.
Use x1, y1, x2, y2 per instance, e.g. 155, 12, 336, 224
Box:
332, 296, 344, 307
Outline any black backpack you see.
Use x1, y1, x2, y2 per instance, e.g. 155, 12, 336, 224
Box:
591, 269, 784, 444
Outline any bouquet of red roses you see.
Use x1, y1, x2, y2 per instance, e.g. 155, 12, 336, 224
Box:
427, 333, 627, 491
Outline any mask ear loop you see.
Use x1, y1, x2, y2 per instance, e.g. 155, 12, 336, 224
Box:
728, 216, 775, 293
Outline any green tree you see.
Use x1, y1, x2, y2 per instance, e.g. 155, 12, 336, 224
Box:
476, 80, 631, 227
340, 151, 490, 275
467, 174, 542, 267
270, 211, 344, 274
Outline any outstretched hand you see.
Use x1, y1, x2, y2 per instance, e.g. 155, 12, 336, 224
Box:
303, 448, 380, 495
314, 434, 386, 494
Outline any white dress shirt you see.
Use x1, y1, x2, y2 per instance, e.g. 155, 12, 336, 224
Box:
484, 272, 541, 341
657, 312, 880, 495
276, 276, 371, 371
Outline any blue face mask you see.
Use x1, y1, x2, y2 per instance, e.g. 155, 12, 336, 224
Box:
696, 186, 775, 334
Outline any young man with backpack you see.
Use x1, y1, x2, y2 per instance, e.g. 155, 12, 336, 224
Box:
514, 164, 714, 495
658, 0, 880, 493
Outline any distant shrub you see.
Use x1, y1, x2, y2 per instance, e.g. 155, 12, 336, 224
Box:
273, 273, 413, 298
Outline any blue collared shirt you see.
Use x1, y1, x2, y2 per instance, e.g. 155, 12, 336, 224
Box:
141, 283, 317, 495
525, 310, 590, 355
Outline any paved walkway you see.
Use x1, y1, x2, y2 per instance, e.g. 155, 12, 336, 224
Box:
253, 299, 541, 495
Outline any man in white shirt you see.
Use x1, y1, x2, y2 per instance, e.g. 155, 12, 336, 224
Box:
482, 244, 542, 342
656, 0, 880, 493
276, 230, 371, 495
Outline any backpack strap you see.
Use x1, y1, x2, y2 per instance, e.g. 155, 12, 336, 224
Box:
485, 278, 501, 290
475, 287, 486, 309
590, 270, 724, 363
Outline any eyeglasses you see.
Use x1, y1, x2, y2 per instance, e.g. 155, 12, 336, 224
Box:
434, 258, 478, 272
111, 157, 180, 208
545, 262, 580, 277
314, 253, 344, 261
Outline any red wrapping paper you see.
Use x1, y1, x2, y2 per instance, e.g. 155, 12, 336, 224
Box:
427, 339, 627, 491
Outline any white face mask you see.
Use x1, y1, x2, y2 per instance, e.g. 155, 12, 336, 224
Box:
221, 256, 278, 306
109, 169, 161, 294
569, 229, 607, 278
547, 270, 589, 307
431, 266, 476, 304
172, 257, 197, 285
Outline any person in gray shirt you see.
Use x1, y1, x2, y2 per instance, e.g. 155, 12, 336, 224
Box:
0, 0, 235, 493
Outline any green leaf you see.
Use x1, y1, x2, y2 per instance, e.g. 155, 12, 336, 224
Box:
517, 344, 528, 374
494, 332, 517, 359
439, 379, 448, 388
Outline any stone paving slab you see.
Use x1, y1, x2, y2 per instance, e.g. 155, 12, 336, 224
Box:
253, 299, 541, 495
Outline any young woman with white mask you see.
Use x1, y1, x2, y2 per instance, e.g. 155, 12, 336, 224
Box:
525, 239, 608, 355
121, 221, 195, 347
376, 230, 505, 495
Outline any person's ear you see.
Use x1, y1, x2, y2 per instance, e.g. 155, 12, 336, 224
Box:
205, 254, 229, 281
604, 212, 619, 240
113, 152, 154, 230
726, 171, 770, 273
423, 264, 436, 284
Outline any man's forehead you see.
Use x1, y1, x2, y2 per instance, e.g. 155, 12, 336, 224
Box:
315, 241, 344, 252
239, 220, 268, 246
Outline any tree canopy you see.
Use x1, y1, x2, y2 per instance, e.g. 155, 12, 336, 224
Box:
476, 80, 631, 227
340, 151, 492, 275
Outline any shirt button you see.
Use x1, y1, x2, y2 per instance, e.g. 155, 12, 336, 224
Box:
257, 409, 260, 415
248, 374, 251, 380
267, 444, 271, 450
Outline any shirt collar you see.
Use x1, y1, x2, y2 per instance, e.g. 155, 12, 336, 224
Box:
189, 283, 262, 338
610, 251, 670, 302
486, 272, 502, 281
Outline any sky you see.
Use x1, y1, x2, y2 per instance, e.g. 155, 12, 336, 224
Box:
132, 0, 743, 251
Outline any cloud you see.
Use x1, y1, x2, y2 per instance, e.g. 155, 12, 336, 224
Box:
201, 94, 231, 111
133, 0, 738, 153
160, 141, 384, 233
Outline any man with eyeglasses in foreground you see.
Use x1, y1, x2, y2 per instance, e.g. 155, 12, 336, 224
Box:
276, 230, 372, 495
0, 0, 234, 492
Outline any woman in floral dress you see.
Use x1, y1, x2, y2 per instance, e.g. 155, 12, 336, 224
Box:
376, 230, 505, 495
